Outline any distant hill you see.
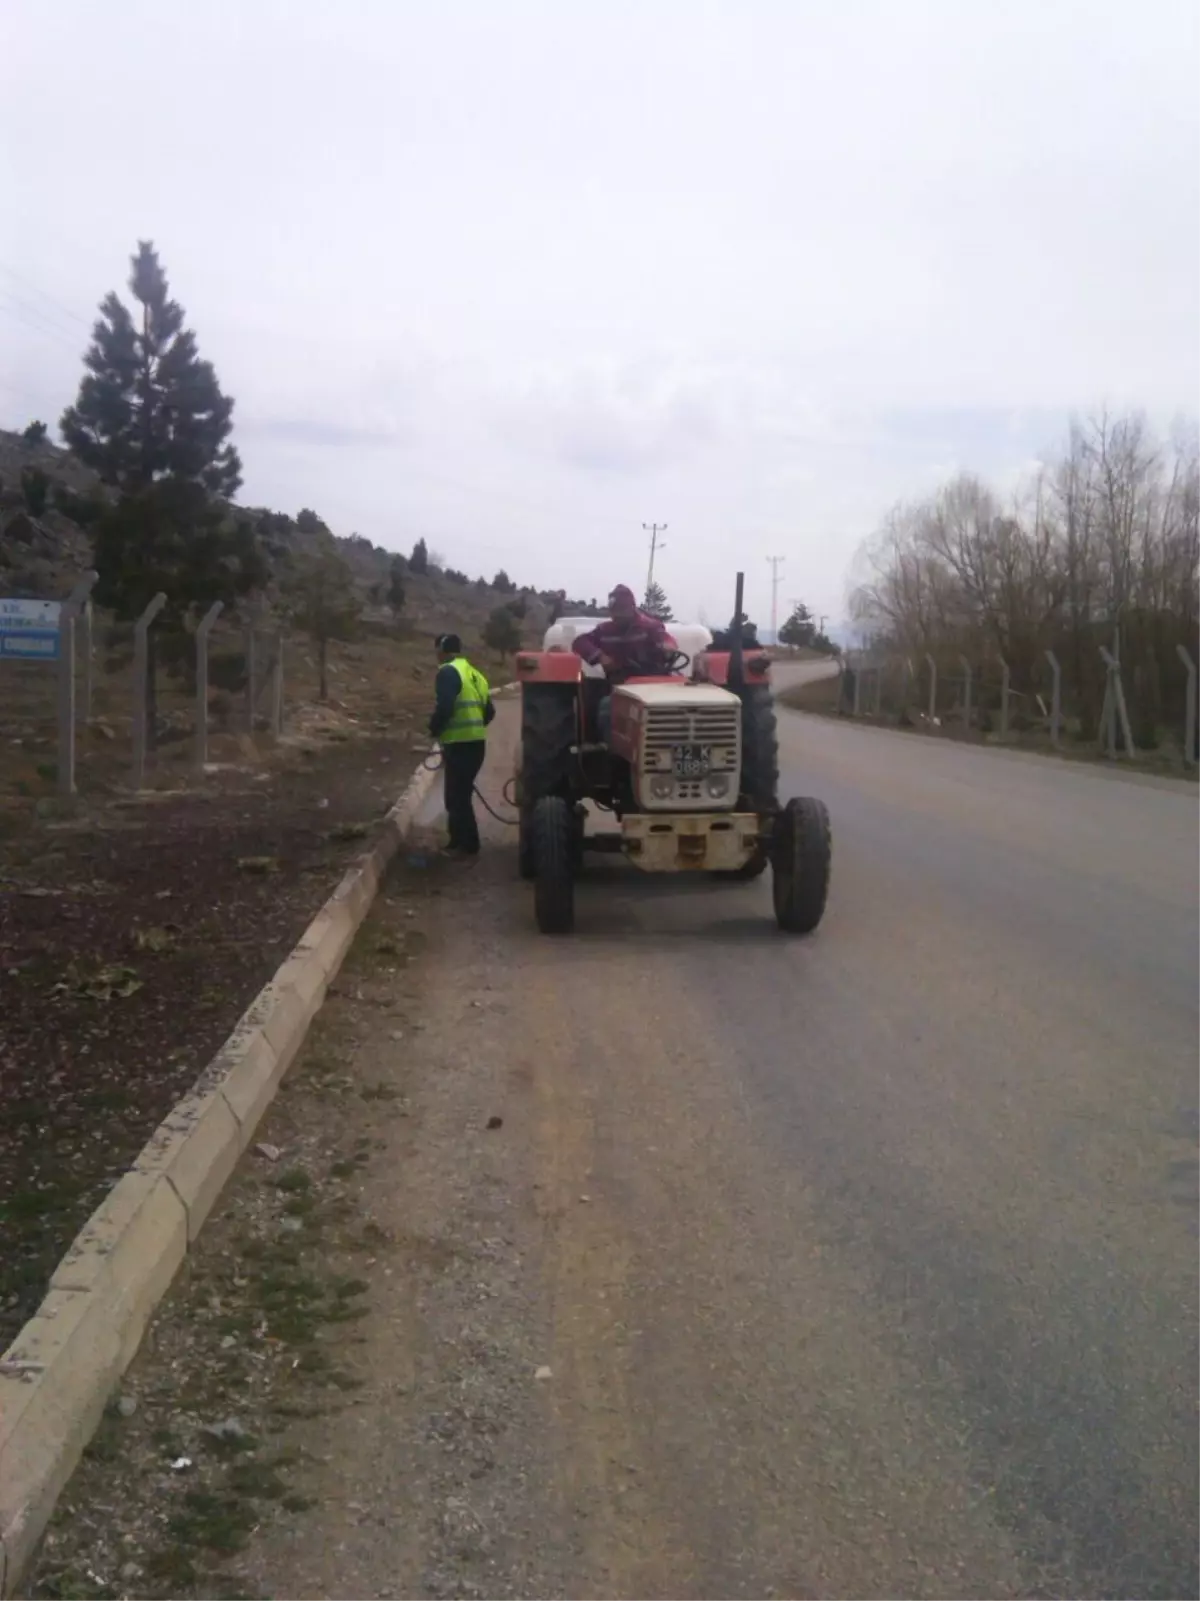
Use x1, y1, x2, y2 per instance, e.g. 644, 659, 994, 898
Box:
0, 428, 555, 640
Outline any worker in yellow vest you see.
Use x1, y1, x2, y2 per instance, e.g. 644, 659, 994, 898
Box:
428, 632, 495, 859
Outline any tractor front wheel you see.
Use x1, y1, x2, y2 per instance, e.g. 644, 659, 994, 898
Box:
771, 797, 831, 934
533, 795, 575, 934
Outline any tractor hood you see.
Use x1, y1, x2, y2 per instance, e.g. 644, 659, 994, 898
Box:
614, 682, 740, 711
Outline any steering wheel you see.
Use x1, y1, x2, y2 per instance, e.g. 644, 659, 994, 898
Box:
662, 648, 692, 674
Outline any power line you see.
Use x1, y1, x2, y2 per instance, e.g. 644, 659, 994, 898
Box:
0, 293, 83, 356
0, 264, 92, 331
643, 522, 667, 594
766, 554, 785, 641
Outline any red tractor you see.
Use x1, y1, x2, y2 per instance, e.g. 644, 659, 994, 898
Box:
512, 574, 831, 935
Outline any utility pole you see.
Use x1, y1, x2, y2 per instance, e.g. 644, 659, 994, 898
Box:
643, 523, 667, 594
766, 555, 785, 643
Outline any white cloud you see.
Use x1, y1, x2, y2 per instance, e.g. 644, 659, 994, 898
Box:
1, 0, 1196, 626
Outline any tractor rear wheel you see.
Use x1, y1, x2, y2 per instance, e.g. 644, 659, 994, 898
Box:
517, 813, 535, 880
519, 686, 577, 880
739, 684, 780, 810
771, 796, 831, 934
710, 683, 778, 880
533, 795, 575, 934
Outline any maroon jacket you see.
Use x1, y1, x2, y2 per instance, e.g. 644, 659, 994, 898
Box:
571, 611, 676, 676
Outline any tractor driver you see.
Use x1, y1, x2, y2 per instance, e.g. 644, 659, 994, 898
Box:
571, 584, 677, 745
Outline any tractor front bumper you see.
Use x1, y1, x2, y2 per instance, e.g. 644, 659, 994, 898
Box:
620, 812, 762, 872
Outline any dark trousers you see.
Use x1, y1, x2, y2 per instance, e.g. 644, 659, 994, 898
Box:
442, 739, 486, 853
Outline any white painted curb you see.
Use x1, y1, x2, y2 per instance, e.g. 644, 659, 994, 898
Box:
0, 754, 442, 1597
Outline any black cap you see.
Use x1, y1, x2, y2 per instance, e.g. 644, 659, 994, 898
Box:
435, 632, 462, 655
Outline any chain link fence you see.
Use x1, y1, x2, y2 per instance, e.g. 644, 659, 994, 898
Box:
830, 641, 1197, 768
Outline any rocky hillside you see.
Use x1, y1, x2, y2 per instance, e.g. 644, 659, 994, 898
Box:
0, 428, 554, 639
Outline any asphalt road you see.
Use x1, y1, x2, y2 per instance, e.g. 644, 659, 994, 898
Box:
247, 675, 1200, 1600
492, 677, 1197, 1598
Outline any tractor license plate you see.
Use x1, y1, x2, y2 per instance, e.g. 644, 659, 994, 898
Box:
672, 744, 711, 779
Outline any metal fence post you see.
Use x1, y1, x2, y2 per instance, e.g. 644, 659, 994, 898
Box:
1176, 644, 1197, 766
959, 655, 973, 731
80, 598, 94, 725
270, 631, 284, 736
245, 621, 258, 736
925, 653, 937, 721
1114, 650, 1135, 756
998, 657, 1010, 740
56, 609, 75, 797
1107, 643, 1126, 755
1098, 646, 1134, 759
195, 601, 224, 770
56, 572, 98, 797
1049, 652, 1063, 744
132, 592, 167, 790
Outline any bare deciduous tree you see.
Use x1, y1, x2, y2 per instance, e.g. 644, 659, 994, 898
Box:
850, 412, 1199, 745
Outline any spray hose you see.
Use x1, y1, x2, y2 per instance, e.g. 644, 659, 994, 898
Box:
417, 747, 521, 826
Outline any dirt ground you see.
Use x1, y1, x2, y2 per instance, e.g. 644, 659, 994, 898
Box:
0, 627, 474, 1352
25, 824, 597, 1601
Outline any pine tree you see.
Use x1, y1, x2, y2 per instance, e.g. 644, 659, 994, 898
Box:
643, 580, 673, 621
61, 243, 259, 750
779, 601, 815, 649
94, 479, 265, 626
61, 241, 241, 497
410, 537, 429, 575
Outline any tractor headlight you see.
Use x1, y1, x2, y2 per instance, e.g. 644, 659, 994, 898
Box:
651, 776, 674, 800
706, 774, 730, 799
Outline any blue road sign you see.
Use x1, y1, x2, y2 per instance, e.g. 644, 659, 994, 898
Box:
0, 629, 60, 660
0, 597, 62, 663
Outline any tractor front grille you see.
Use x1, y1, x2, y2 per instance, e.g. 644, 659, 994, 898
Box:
642, 705, 740, 762
637, 701, 742, 809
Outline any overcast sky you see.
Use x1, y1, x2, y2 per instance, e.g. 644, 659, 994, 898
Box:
2, 0, 1197, 628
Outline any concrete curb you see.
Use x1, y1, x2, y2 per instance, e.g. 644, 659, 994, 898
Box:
0, 753, 442, 1597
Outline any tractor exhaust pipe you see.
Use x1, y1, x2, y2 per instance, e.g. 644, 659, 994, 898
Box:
729, 571, 745, 689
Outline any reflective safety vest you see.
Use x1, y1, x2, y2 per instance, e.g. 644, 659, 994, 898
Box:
440, 657, 491, 744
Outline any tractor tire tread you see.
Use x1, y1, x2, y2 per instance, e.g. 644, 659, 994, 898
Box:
533, 795, 575, 933
519, 686, 576, 879
739, 683, 780, 811
772, 795, 831, 934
